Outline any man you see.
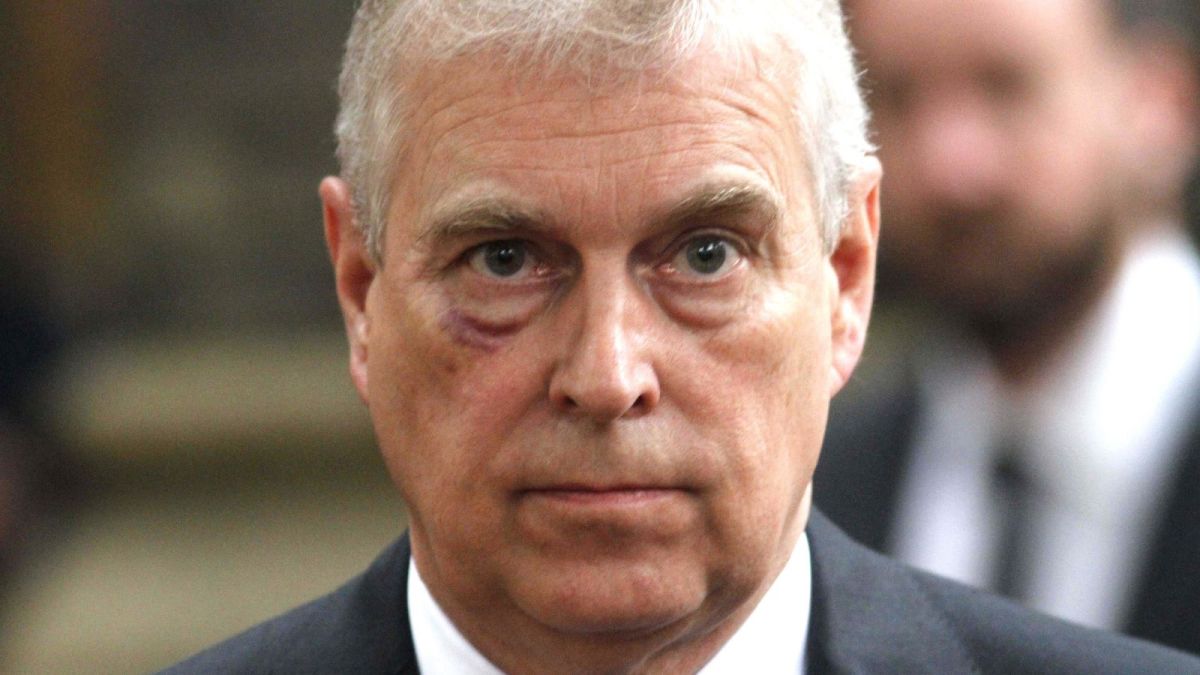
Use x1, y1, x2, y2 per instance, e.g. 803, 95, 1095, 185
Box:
816, 0, 1200, 656
167, 0, 1198, 672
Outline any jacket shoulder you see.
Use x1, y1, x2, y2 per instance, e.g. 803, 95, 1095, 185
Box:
912, 567, 1199, 674
159, 536, 417, 675
806, 511, 1200, 674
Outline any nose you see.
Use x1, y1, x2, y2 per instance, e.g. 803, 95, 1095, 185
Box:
548, 272, 661, 422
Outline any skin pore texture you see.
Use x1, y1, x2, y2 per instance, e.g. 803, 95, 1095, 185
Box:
851, 0, 1138, 381
322, 35, 880, 674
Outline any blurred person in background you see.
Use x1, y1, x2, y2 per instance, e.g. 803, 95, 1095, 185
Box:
816, 0, 1200, 654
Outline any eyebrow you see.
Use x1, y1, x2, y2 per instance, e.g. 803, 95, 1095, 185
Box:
417, 198, 549, 245
417, 180, 783, 246
650, 182, 783, 236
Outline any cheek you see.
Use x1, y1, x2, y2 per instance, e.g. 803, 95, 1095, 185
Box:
368, 292, 555, 496
366, 287, 490, 489
680, 294, 829, 575
689, 279, 831, 480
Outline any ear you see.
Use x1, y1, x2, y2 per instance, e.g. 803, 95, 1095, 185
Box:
828, 157, 882, 397
320, 176, 375, 405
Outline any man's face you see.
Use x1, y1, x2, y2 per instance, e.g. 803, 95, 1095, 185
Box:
325, 40, 877, 668
852, 0, 1129, 322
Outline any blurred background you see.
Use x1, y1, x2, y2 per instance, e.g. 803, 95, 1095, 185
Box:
1, 3, 406, 672
2, 1, 1200, 673
817, 0, 1200, 657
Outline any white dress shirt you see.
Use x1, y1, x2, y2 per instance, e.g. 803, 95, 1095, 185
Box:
409, 533, 812, 674
891, 227, 1200, 629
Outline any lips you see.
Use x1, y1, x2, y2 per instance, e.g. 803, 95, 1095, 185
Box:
522, 486, 683, 506
513, 484, 699, 544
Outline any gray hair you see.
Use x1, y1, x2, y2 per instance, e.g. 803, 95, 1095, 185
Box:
334, 0, 875, 261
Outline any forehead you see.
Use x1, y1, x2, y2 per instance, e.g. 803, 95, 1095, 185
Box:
387, 42, 812, 238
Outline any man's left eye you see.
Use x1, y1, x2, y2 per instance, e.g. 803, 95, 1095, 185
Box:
672, 236, 742, 278
468, 240, 534, 279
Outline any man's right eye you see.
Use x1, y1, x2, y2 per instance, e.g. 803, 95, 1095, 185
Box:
467, 240, 534, 279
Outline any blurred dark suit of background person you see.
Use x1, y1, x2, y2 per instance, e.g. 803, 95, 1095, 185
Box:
816, 0, 1200, 656
0, 3, 413, 672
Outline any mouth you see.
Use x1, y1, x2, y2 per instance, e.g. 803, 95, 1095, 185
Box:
513, 484, 698, 545
520, 485, 684, 506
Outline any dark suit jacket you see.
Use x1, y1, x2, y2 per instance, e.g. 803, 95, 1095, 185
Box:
162, 511, 1198, 673
814, 364, 1200, 656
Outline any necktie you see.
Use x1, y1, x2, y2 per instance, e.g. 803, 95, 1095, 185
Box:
990, 440, 1033, 600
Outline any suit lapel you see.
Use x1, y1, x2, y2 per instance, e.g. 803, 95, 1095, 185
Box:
359, 533, 421, 674
804, 511, 979, 674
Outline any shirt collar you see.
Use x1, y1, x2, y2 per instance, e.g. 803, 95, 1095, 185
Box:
699, 532, 811, 674
408, 556, 504, 675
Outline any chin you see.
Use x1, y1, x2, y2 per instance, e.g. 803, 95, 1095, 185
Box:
514, 561, 710, 638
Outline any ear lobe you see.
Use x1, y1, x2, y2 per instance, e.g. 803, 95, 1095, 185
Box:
320, 176, 375, 405
828, 158, 882, 396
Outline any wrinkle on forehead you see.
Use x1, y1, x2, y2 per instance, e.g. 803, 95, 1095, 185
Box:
400, 33, 800, 154
383, 38, 818, 256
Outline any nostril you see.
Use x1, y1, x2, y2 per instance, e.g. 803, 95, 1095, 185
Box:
552, 389, 649, 419
547, 341, 660, 419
